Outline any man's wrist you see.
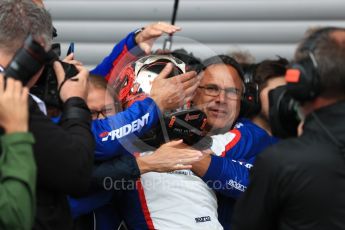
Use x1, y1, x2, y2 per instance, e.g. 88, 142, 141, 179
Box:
150, 95, 164, 112
134, 27, 145, 45
136, 155, 155, 174
60, 97, 91, 122
4, 123, 28, 134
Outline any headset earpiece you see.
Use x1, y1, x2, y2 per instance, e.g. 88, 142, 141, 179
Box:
286, 52, 320, 101
240, 64, 261, 117
284, 27, 335, 102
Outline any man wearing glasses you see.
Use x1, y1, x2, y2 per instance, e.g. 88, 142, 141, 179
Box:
186, 55, 277, 229
194, 56, 244, 134
118, 55, 276, 229
86, 75, 121, 120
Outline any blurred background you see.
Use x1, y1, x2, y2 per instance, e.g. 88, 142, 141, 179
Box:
45, 0, 345, 69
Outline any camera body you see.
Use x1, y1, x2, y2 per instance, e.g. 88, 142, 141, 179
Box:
31, 60, 78, 108
4, 35, 78, 108
268, 85, 302, 138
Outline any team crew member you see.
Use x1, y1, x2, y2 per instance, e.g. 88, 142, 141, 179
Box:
232, 27, 345, 230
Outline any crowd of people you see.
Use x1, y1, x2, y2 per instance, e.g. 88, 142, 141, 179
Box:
0, 0, 344, 230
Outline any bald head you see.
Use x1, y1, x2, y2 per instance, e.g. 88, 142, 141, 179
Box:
295, 27, 345, 99
32, 0, 44, 7
331, 30, 345, 46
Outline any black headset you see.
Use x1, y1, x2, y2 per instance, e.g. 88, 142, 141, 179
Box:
240, 64, 260, 117
285, 52, 321, 101
285, 27, 338, 102
286, 27, 345, 155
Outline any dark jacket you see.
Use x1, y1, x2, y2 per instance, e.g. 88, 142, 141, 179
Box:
29, 97, 94, 230
232, 100, 345, 230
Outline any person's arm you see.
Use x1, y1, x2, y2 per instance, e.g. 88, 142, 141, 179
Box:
232, 150, 280, 230
90, 31, 140, 78
0, 133, 36, 230
92, 61, 200, 160
0, 76, 36, 229
192, 119, 278, 198
68, 190, 114, 219
192, 147, 254, 198
92, 139, 202, 188
91, 22, 181, 80
29, 97, 94, 196
71, 140, 201, 218
92, 97, 161, 160
28, 63, 94, 196
92, 154, 140, 188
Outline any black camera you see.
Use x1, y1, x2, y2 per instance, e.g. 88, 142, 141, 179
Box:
4, 35, 78, 108
31, 59, 78, 108
268, 85, 302, 138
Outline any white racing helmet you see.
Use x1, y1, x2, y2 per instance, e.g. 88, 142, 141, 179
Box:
110, 53, 211, 150
112, 54, 186, 108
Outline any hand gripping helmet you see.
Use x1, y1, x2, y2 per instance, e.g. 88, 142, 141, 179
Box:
112, 54, 186, 108
110, 54, 212, 150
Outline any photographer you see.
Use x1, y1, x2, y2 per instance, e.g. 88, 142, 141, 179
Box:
232, 27, 345, 230
0, 76, 35, 230
0, 1, 94, 229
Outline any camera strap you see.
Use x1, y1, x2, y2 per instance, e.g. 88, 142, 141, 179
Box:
57, 77, 70, 96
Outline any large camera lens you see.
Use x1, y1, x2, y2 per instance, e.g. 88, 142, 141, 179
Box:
4, 35, 47, 85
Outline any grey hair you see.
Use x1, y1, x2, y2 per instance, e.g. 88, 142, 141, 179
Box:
0, 0, 53, 54
295, 27, 345, 98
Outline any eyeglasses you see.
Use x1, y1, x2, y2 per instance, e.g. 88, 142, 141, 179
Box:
198, 84, 242, 100
90, 102, 121, 120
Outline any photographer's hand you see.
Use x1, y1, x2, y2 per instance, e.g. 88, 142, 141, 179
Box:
136, 140, 202, 174
54, 61, 89, 102
150, 63, 200, 112
0, 75, 29, 133
63, 53, 83, 67
135, 22, 181, 54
